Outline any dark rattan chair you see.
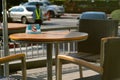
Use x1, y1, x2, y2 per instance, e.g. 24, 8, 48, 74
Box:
57, 19, 119, 80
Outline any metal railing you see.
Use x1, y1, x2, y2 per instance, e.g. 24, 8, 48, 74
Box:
7, 42, 77, 59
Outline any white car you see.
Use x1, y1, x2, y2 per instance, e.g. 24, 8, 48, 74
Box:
21, 1, 65, 18
8, 5, 48, 24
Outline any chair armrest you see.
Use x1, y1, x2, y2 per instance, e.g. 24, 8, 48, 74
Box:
0, 53, 25, 63
58, 55, 103, 74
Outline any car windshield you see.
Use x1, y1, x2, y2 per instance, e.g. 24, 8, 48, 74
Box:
26, 7, 35, 12
44, 2, 51, 5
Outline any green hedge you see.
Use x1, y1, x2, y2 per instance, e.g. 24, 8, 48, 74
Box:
110, 9, 120, 22
54, 1, 120, 13
1, 0, 120, 14
7, 0, 27, 9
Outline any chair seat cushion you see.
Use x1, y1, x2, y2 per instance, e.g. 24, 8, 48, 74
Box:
74, 75, 101, 80
68, 52, 100, 62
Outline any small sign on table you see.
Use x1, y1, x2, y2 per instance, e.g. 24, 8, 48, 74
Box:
26, 24, 41, 34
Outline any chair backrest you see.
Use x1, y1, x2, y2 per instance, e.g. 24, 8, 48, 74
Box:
78, 19, 118, 55
102, 37, 120, 80
80, 11, 107, 20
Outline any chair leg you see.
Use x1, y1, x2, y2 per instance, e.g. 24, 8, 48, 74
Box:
0, 65, 3, 76
21, 56, 27, 80
57, 58, 62, 80
79, 65, 83, 78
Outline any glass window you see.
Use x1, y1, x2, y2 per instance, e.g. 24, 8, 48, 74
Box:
18, 7, 24, 12
28, 2, 37, 5
10, 8, 17, 12
38, 2, 43, 6
44, 2, 51, 5
24, 2, 43, 6
26, 7, 35, 12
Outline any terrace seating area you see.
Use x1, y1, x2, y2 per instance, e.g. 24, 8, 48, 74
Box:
2, 37, 120, 80
1, 11, 120, 80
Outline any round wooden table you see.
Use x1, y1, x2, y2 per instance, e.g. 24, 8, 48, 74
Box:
9, 31, 88, 80
0, 23, 26, 36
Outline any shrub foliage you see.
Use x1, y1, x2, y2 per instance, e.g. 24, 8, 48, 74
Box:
110, 9, 120, 21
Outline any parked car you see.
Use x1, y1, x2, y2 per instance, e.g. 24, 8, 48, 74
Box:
20, 1, 65, 18
8, 5, 49, 24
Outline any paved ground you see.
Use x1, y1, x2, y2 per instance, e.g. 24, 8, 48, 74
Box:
11, 63, 98, 80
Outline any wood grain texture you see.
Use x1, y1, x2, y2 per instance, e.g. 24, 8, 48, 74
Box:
9, 31, 88, 42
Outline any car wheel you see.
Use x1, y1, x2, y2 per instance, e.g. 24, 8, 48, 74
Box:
21, 17, 27, 24
48, 11, 55, 18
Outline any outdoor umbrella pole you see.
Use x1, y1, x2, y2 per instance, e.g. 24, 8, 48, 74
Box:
2, 0, 9, 77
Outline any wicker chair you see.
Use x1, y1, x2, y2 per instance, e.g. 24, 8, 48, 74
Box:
74, 37, 120, 80
56, 19, 119, 80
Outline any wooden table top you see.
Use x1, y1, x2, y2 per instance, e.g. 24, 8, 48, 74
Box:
0, 23, 26, 30
9, 31, 88, 43
0, 23, 26, 35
